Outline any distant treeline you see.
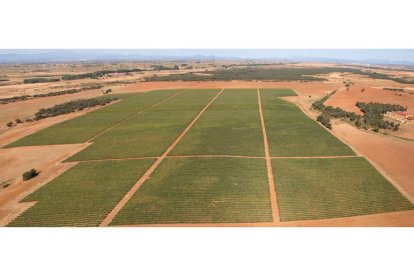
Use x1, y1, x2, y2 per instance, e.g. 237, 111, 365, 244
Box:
145, 67, 342, 81
144, 66, 414, 84
312, 91, 406, 132
151, 65, 180, 71
34, 97, 116, 120
0, 84, 102, 105
358, 71, 414, 84
383, 87, 404, 92
62, 68, 144, 80
23, 77, 61, 84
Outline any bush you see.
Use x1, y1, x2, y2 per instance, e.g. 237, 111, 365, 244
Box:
23, 169, 38, 181
317, 114, 332, 129
6, 121, 13, 127
15, 118, 23, 124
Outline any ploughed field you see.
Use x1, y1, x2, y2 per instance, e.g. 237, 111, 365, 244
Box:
5, 89, 413, 226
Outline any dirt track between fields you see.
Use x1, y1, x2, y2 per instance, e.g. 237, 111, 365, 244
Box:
257, 89, 279, 222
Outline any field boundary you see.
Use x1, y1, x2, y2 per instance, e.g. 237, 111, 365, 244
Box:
85, 89, 186, 143
99, 89, 224, 226
257, 89, 279, 223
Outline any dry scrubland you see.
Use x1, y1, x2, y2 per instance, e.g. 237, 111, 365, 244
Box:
3, 89, 413, 226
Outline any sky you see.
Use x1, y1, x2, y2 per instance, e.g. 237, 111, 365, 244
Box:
0, 49, 414, 64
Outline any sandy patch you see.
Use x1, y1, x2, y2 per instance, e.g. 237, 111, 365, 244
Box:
325, 85, 414, 115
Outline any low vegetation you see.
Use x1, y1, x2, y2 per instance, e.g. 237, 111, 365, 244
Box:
261, 90, 354, 157
273, 158, 414, 221
4, 90, 180, 147
144, 66, 414, 83
0, 85, 103, 105
171, 89, 265, 156
33, 97, 116, 120
67, 90, 218, 161
62, 68, 144, 80
23, 77, 60, 84
9, 160, 155, 226
111, 158, 272, 225
22, 169, 38, 181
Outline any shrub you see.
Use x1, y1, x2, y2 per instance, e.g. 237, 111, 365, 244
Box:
317, 114, 332, 129
15, 118, 23, 124
6, 121, 13, 127
23, 169, 38, 181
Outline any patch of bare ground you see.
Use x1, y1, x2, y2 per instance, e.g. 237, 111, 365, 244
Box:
325, 85, 414, 114
0, 144, 87, 226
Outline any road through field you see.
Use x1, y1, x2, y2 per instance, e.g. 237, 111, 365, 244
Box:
257, 89, 279, 222
100, 89, 224, 226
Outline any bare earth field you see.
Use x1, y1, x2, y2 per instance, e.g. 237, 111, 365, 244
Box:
1, 62, 414, 227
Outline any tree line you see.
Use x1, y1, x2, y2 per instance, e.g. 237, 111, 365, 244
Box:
62, 68, 144, 80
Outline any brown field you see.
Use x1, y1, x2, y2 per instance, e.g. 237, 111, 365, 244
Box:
1, 61, 414, 227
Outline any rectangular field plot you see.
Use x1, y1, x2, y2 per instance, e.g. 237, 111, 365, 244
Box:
259, 88, 297, 97
171, 89, 264, 156
4, 90, 182, 147
111, 158, 273, 225
260, 89, 355, 156
67, 90, 220, 161
272, 157, 414, 221
8, 159, 155, 226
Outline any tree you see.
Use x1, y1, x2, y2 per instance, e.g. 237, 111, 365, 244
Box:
23, 169, 38, 181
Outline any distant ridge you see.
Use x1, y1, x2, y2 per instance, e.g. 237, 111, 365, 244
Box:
0, 49, 413, 66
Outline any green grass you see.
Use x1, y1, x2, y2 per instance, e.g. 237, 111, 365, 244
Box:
259, 88, 297, 97
272, 157, 414, 221
111, 157, 273, 225
4, 90, 182, 147
260, 89, 355, 156
171, 89, 264, 156
8, 159, 155, 226
67, 90, 220, 161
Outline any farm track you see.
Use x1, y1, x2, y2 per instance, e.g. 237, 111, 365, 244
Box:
99, 89, 224, 226
257, 89, 279, 223
85, 89, 186, 143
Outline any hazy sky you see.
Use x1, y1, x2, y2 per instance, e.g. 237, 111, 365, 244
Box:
1, 49, 414, 64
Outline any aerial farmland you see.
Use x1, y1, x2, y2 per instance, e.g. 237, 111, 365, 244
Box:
1, 57, 414, 227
